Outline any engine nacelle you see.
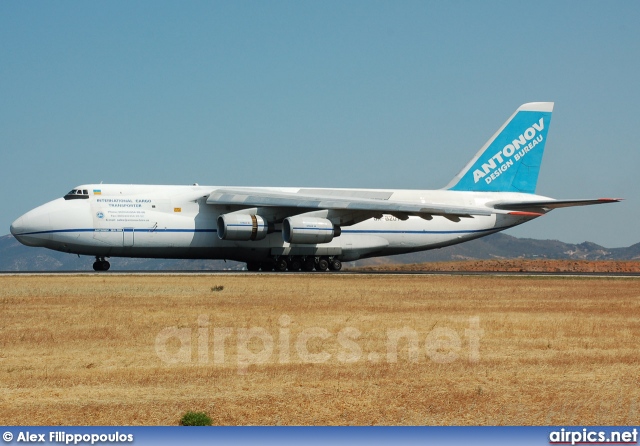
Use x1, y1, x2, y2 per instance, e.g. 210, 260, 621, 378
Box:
283, 217, 339, 244
217, 214, 269, 241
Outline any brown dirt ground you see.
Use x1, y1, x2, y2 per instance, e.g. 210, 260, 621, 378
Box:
353, 259, 640, 273
1, 273, 639, 425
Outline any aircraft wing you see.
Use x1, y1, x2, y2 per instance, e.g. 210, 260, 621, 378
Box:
493, 198, 622, 212
205, 188, 525, 219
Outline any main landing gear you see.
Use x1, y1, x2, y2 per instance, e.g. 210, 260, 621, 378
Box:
93, 257, 110, 271
246, 256, 342, 273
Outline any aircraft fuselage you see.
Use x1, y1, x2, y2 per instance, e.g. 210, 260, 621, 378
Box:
10, 184, 541, 264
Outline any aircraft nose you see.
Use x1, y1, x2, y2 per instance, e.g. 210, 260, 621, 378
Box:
10, 210, 51, 247
10, 216, 24, 236
10, 215, 30, 245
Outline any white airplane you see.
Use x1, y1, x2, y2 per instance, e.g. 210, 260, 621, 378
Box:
10, 102, 620, 272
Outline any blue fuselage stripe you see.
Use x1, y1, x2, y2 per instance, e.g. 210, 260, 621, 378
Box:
17, 228, 218, 236
16, 226, 506, 237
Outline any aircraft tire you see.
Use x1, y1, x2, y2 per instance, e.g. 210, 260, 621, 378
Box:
93, 261, 110, 271
329, 259, 342, 271
302, 258, 315, 272
275, 258, 288, 272
316, 257, 329, 272
288, 257, 302, 272
246, 262, 260, 272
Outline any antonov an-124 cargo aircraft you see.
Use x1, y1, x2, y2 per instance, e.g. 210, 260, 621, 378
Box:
11, 103, 620, 272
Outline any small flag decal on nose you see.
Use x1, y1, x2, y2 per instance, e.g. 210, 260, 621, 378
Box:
93, 189, 102, 195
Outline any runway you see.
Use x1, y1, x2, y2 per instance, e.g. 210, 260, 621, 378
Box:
2, 270, 640, 277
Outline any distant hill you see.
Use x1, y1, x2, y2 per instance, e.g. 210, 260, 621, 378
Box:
1, 233, 638, 271
356, 233, 640, 266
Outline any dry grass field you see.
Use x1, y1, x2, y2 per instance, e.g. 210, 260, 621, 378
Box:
1, 274, 639, 425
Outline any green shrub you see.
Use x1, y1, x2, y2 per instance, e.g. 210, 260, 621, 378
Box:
180, 411, 212, 426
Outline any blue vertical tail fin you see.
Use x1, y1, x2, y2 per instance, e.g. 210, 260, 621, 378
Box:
445, 102, 553, 194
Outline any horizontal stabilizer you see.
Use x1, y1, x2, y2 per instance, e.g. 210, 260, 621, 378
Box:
494, 198, 622, 212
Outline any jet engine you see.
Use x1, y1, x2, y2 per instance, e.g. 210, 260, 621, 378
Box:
217, 214, 269, 241
282, 216, 340, 244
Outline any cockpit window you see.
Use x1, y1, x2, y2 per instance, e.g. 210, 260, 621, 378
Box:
64, 189, 90, 200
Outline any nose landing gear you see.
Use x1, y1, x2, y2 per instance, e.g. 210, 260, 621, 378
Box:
93, 257, 110, 271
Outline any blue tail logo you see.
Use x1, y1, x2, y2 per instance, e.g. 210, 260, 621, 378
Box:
446, 102, 553, 194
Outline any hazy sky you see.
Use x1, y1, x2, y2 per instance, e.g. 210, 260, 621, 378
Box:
1, 1, 638, 247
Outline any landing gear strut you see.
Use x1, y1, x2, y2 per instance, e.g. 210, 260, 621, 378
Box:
93, 257, 110, 271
